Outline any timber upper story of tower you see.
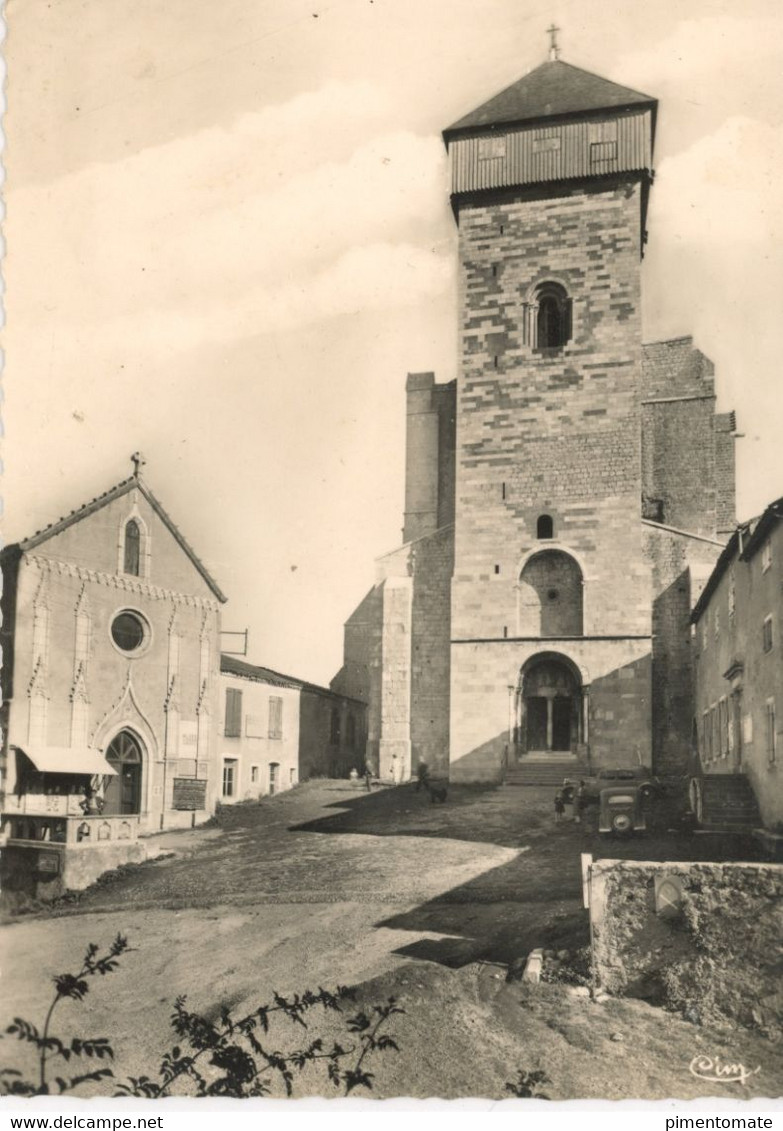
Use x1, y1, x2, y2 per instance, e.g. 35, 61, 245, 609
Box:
443, 59, 656, 224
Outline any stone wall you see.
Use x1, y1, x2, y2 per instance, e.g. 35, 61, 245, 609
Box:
299, 687, 366, 781
589, 858, 783, 1037
643, 525, 723, 777
410, 527, 454, 775
452, 179, 649, 647
403, 374, 456, 544
1, 841, 148, 909
640, 337, 735, 539
450, 637, 652, 782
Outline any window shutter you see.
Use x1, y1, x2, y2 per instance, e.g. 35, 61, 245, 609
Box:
225, 688, 242, 737
268, 696, 283, 739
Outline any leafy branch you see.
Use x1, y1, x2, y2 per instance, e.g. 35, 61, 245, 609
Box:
1, 936, 404, 1099
116, 988, 404, 1097
1, 934, 130, 1096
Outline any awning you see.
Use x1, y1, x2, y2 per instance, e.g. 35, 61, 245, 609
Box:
12, 746, 118, 776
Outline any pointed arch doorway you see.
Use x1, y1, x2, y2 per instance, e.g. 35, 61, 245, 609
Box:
515, 654, 584, 759
103, 729, 144, 814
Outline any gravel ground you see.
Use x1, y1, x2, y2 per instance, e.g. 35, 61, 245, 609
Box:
1, 780, 778, 1101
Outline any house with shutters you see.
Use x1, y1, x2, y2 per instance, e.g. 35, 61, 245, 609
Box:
691, 497, 783, 843
0, 462, 225, 903
218, 655, 367, 803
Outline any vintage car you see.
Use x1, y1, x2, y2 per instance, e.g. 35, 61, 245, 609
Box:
598, 785, 647, 835
561, 766, 662, 806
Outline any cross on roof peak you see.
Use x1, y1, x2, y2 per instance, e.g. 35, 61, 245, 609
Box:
547, 23, 561, 61
131, 451, 146, 478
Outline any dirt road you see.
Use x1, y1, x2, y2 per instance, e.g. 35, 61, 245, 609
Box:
2, 782, 779, 1100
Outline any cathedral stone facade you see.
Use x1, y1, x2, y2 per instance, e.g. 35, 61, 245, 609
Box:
333, 58, 736, 785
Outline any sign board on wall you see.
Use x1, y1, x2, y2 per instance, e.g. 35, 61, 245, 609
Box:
38, 852, 61, 875
172, 778, 207, 811
179, 721, 198, 752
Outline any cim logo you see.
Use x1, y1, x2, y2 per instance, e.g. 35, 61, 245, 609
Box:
689, 1054, 761, 1086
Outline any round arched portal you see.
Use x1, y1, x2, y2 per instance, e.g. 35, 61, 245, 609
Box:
515, 655, 583, 757
103, 729, 144, 815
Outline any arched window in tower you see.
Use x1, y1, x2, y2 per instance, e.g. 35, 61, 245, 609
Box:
519, 550, 583, 637
124, 520, 141, 576
537, 514, 554, 540
538, 295, 561, 347
527, 281, 572, 350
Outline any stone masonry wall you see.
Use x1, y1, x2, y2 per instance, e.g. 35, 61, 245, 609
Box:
452, 179, 649, 651
378, 575, 413, 781
449, 179, 651, 777
643, 525, 723, 777
410, 527, 454, 776
332, 585, 383, 771
450, 637, 652, 782
590, 859, 783, 1037
714, 413, 737, 538
640, 337, 735, 538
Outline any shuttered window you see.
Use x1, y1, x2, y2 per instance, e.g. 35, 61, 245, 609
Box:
719, 698, 729, 758
268, 696, 283, 739
478, 135, 506, 160
766, 700, 777, 764
224, 688, 242, 737
763, 616, 773, 653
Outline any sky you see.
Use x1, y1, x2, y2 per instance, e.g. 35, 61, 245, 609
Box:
3, 0, 783, 685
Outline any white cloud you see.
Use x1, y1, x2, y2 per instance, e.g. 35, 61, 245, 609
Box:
6, 81, 450, 353
652, 116, 783, 247
642, 113, 783, 516
87, 240, 453, 353
614, 14, 783, 101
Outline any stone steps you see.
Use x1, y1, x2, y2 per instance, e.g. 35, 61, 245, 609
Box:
699, 774, 762, 830
505, 761, 588, 786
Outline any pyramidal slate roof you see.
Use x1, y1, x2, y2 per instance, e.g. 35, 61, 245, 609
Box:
10, 474, 227, 602
444, 59, 656, 139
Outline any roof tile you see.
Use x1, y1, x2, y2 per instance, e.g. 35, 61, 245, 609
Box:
444, 59, 655, 137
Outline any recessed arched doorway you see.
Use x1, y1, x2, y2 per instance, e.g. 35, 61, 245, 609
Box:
103, 729, 144, 815
515, 655, 584, 758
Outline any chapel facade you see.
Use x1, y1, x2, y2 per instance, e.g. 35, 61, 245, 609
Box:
333, 54, 737, 784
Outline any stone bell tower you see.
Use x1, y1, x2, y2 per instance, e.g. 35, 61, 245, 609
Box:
443, 52, 658, 780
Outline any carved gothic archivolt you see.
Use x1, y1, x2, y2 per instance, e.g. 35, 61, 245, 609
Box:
90, 670, 159, 757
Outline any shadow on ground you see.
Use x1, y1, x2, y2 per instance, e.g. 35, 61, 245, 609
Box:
283, 782, 765, 970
